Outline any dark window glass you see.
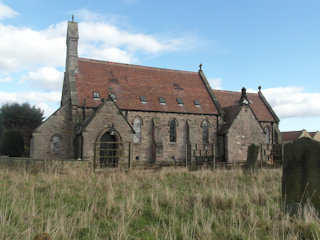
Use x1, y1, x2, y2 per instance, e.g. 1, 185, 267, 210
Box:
176, 98, 183, 105
265, 127, 270, 144
139, 96, 147, 103
110, 93, 116, 101
170, 119, 177, 143
93, 92, 100, 99
274, 131, 279, 144
158, 97, 166, 104
201, 120, 209, 144
193, 99, 200, 106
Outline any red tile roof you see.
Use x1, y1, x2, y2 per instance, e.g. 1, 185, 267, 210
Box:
213, 90, 276, 122
281, 131, 303, 141
75, 58, 219, 115
309, 132, 316, 138
219, 105, 241, 134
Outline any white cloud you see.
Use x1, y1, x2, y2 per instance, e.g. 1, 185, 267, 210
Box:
261, 87, 320, 118
0, 22, 66, 72
0, 2, 18, 20
0, 91, 60, 104
209, 77, 222, 89
78, 21, 187, 63
73, 9, 104, 22
22, 66, 64, 91
34, 102, 56, 118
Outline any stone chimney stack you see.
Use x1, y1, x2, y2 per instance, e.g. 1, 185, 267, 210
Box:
66, 19, 79, 71
61, 18, 79, 106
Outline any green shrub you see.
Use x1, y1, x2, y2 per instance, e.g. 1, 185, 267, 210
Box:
0, 129, 24, 157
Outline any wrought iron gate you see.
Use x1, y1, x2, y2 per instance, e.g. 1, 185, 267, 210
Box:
186, 143, 215, 170
94, 141, 131, 170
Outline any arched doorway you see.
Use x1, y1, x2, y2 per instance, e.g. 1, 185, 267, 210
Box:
99, 131, 118, 168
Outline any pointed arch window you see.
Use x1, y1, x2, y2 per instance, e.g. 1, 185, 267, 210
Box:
201, 120, 209, 144
169, 119, 177, 143
265, 127, 270, 144
274, 130, 279, 144
133, 117, 142, 144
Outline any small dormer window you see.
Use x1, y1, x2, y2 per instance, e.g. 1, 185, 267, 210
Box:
110, 93, 116, 101
158, 97, 166, 105
139, 96, 147, 103
193, 99, 200, 107
93, 92, 100, 100
176, 98, 184, 106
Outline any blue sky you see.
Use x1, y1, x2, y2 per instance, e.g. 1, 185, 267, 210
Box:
0, 0, 319, 131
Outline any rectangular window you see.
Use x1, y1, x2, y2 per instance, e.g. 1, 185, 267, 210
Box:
176, 98, 183, 106
139, 96, 147, 103
110, 93, 116, 101
158, 97, 166, 105
193, 99, 200, 107
93, 92, 100, 100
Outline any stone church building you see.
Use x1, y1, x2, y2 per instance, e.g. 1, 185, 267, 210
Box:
30, 20, 281, 166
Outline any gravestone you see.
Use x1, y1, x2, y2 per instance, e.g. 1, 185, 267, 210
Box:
282, 137, 320, 214
245, 144, 260, 171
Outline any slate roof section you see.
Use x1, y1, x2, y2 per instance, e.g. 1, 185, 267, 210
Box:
309, 132, 316, 138
219, 105, 241, 134
213, 90, 276, 122
281, 131, 304, 141
75, 58, 219, 115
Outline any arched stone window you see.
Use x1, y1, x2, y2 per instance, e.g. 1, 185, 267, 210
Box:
201, 120, 209, 144
169, 118, 177, 143
265, 127, 270, 144
133, 117, 142, 144
51, 134, 61, 153
274, 131, 279, 144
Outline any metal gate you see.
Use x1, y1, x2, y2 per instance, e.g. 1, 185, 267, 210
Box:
272, 144, 283, 165
186, 143, 215, 170
94, 141, 131, 170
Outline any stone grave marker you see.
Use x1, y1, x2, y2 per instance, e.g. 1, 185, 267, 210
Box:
245, 144, 260, 172
282, 137, 320, 214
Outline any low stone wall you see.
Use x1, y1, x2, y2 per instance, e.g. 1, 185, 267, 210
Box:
0, 156, 92, 173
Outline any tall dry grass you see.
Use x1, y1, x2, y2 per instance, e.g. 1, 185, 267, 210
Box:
0, 167, 319, 239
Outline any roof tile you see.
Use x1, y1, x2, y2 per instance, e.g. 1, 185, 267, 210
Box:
75, 58, 219, 115
213, 90, 276, 122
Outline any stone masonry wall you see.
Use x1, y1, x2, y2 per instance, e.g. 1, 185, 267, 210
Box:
31, 102, 73, 159
0, 156, 91, 173
127, 111, 218, 163
226, 106, 265, 162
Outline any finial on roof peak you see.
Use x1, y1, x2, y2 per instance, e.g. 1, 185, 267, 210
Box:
199, 63, 202, 71
72, 15, 74, 22
258, 86, 261, 92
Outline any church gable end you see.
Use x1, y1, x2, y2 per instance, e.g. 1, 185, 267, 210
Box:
224, 105, 265, 162
80, 97, 134, 161
31, 101, 73, 159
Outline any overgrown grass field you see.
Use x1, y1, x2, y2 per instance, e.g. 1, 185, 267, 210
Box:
0, 168, 319, 239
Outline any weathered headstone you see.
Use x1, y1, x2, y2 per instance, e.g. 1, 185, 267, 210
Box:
282, 137, 320, 215
245, 144, 260, 171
